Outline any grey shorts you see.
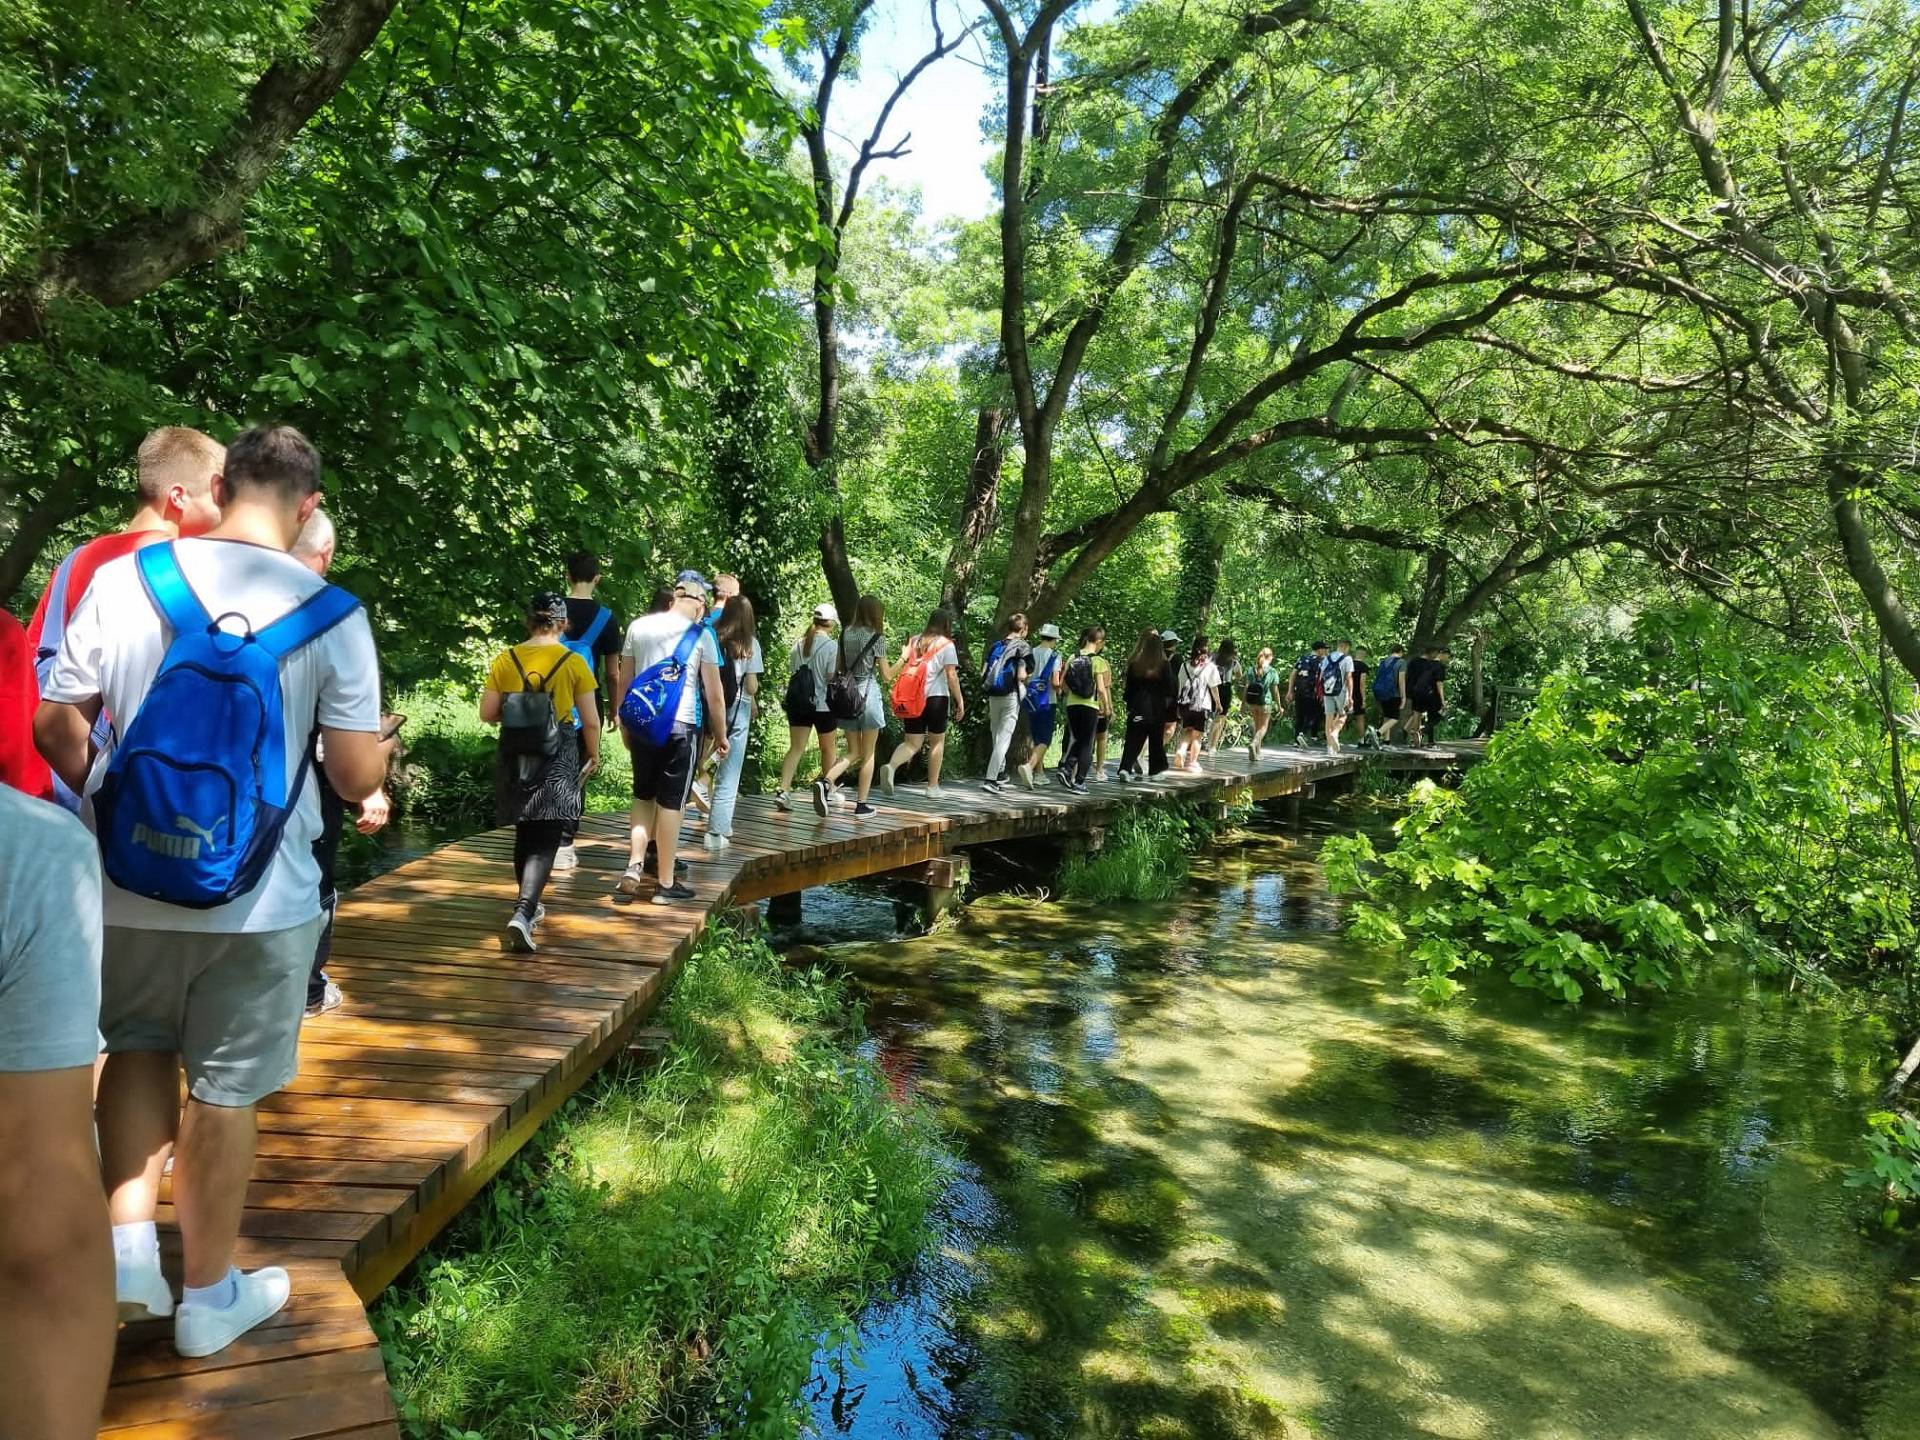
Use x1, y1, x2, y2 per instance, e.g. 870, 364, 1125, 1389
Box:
1323, 696, 1349, 719
101, 918, 323, 1107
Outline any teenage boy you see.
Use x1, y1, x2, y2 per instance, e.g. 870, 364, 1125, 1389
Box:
1406, 646, 1450, 745
1015, 622, 1063, 789
37, 424, 394, 1358
556, 550, 622, 870
0, 786, 113, 1436
1375, 644, 1409, 745
28, 426, 226, 810
1348, 645, 1374, 746
291, 511, 394, 1019
1159, 630, 1182, 753
1293, 641, 1328, 747
614, 570, 728, 904
1322, 639, 1355, 754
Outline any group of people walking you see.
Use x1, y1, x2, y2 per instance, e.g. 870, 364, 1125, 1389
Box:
0, 420, 1457, 1438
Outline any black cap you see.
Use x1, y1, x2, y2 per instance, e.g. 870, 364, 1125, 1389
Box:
530, 591, 568, 625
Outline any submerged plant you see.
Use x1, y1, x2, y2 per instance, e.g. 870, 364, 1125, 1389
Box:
373, 919, 947, 1439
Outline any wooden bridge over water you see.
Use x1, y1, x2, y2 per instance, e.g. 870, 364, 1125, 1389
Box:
102, 741, 1480, 1438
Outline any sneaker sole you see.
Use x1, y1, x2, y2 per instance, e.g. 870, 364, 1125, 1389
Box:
501, 924, 535, 953
119, 1298, 173, 1323
614, 876, 647, 897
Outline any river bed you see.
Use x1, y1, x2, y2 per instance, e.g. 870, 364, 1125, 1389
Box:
793, 814, 1920, 1440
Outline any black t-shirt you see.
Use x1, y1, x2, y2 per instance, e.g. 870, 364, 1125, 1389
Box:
565, 598, 622, 703
1351, 660, 1371, 700
1407, 657, 1447, 703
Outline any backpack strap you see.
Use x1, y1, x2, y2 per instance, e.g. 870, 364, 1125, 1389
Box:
508, 647, 553, 693
582, 604, 612, 649
135, 542, 211, 637
255, 582, 363, 661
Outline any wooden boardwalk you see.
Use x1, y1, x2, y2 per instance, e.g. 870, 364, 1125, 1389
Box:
103, 740, 1478, 1438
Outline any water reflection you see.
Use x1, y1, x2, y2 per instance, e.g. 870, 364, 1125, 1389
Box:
804, 814, 1920, 1440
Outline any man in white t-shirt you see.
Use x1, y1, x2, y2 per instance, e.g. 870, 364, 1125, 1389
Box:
35, 425, 394, 1360
614, 570, 728, 903
1323, 638, 1356, 754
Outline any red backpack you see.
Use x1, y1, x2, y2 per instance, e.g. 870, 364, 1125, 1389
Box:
892, 636, 934, 719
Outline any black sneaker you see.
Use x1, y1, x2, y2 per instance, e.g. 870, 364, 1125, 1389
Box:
983, 777, 1003, 793
650, 882, 698, 905
812, 779, 831, 817
1066, 780, 1089, 795
854, 802, 876, 817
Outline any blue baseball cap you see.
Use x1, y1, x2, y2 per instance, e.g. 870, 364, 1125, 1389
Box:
673, 569, 711, 596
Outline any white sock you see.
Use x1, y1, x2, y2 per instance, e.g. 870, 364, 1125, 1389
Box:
113, 1220, 159, 1267
184, 1267, 240, 1310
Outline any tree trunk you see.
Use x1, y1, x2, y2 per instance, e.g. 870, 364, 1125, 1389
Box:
0, 478, 88, 609
939, 406, 1008, 676
991, 445, 1052, 628
1410, 548, 1450, 652
1831, 464, 1920, 688
817, 511, 859, 620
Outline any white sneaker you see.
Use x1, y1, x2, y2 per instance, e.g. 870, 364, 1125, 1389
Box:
703, 833, 731, 853
174, 1267, 290, 1358
773, 789, 793, 812
553, 844, 579, 872
691, 780, 711, 811
1018, 766, 1035, 791
117, 1256, 174, 1322
502, 911, 536, 953
926, 784, 944, 798
880, 765, 895, 797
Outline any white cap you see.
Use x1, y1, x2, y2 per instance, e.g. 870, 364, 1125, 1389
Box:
813, 602, 839, 624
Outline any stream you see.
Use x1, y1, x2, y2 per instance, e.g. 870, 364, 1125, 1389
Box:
783, 812, 1920, 1440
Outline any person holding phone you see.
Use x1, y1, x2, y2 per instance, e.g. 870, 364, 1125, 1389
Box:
292, 511, 398, 1016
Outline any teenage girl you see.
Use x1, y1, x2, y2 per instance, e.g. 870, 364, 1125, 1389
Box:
1205, 637, 1240, 755
1244, 646, 1279, 760
1174, 636, 1220, 772
1116, 628, 1172, 779
817, 594, 893, 818
775, 603, 841, 811
881, 609, 964, 797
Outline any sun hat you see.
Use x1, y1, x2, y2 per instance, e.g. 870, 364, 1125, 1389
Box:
1037, 622, 1062, 641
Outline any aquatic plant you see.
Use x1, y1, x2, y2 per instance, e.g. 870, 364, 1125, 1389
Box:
1060, 807, 1221, 902
373, 918, 947, 1439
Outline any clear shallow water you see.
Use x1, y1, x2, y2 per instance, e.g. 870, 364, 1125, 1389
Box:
800, 814, 1920, 1440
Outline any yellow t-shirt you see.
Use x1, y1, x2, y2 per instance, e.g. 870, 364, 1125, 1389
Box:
486, 643, 596, 724
1064, 652, 1111, 709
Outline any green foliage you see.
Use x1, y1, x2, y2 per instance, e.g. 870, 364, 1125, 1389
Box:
1330, 607, 1920, 1005
1849, 1110, 1920, 1211
374, 919, 947, 1439
1059, 804, 1238, 903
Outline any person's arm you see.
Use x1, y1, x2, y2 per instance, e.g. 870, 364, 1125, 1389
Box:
600, 652, 620, 730
577, 688, 601, 773
320, 727, 394, 804
615, 652, 635, 701
945, 659, 965, 722
1098, 667, 1113, 716
32, 698, 100, 797
700, 654, 729, 754
479, 687, 503, 724
1435, 674, 1447, 711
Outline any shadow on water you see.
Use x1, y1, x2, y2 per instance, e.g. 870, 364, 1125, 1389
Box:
798, 808, 1920, 1440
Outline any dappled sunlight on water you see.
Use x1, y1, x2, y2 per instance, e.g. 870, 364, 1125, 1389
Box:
804, 816, 1920, 1440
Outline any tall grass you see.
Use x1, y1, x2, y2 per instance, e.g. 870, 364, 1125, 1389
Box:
1058, 805, 1240, 903
372, 919, 947, 1439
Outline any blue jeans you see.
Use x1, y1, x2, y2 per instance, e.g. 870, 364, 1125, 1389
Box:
707, 702, 753, 838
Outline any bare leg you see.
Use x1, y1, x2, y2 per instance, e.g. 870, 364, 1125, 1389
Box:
926, 734, 948, 788
653, 803, 683, 886
850, 731, 878, 801
172, 1098, 257, 1288
0, 1066, 114, 1440
815, 727, 842, 786
626, 800, 653, 868
778, 727, 812, 792
97, 1050, 179, 1227
885, 736, 923, 777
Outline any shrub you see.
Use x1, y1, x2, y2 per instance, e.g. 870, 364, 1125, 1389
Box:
1060, 803, 1243, 903
374, 919, 947, 1439
1327, 606, 1920, 1005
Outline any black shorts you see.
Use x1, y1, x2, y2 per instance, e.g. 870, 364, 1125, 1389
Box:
1178, 706, 1210, 732
783, 699, 835, 734
630, 725, 697, 809
1095, 713, 1110, 735
903, 695, 951, 736
1378, 697, 1402, 719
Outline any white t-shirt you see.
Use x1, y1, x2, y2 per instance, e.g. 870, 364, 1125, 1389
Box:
1179, 659, 1221, 712
621, 610, 720, 727
920, 639, 959, 698
790, 631, 838, 713
43, 537, 382, 934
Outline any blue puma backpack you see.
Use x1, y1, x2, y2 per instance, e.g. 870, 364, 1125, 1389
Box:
92, 543, 363, 909
619, 621, 704, 747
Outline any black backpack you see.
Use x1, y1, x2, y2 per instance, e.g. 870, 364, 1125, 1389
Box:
783, 656, 817, 714
1292, 653, 1320, 703
1322, 654, 1346, 698
501, 650, 561, 781
828, 632, 882, 720
1064, 652, 1097, 699
1244, 667, 1267, 707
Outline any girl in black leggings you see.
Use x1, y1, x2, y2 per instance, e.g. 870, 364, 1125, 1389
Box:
1116, 627, 1171, 779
